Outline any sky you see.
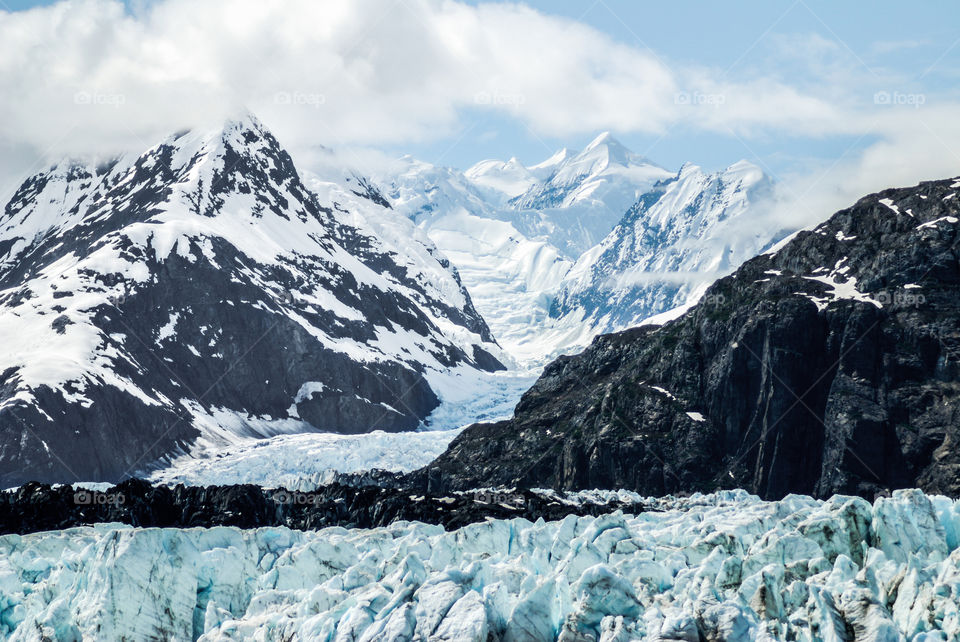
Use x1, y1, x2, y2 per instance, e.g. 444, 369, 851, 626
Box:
0, 0, 959, 227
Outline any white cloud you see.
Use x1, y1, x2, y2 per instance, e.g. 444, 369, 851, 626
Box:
759, 105, 960, 232
0, 0, 887, 149
0, 0, 957, 224
0, 0, 673, 153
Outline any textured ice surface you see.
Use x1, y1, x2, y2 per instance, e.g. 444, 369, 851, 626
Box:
2, 489, 959, 640
146, 429, 462, 490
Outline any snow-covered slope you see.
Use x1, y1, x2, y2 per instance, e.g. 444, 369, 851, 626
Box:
0, 114, 504, 486
551, 160, 785, 337
463, 157, 537, 203
372, 136, 675, 367
3, 489, 959, 640
146, 429, 462, 490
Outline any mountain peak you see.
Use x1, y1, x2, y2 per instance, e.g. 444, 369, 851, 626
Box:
584, 131, 620, 151
677, 161, 703, 178
0, 114, 506, 485
160, 111, 271, 155
464, 157, 537, 199
529, 147, 575, 176
576, 132, 655, 170
723, 159, 764, 182
223, 108, 264, 130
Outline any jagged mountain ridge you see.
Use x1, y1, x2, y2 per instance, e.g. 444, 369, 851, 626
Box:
501, 131, 675, 259
0, 115, 503, 486
551, 159, 785, 335
421, 175, 960, 500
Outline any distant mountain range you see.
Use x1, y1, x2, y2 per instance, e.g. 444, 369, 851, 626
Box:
552, 159, 786, 335
376, 133, 786, 366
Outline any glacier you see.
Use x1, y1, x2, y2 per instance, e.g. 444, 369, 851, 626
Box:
144, 429, 462, 490
145, 366, 538, 489
2, 489, 959, 641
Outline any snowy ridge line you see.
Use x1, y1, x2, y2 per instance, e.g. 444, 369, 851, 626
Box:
2, 489, 959, 640
549, 159, 785, 342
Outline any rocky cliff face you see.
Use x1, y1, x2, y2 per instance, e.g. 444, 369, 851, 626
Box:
422, 176, 960, 500
0, 115, 503, 487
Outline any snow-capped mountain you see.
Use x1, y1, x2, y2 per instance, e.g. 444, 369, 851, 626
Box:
551, 160, 784, 335
508, 132, 674, 259
462, 157, 537, 203
373, 140, 783, 368
0, 114, 504, 486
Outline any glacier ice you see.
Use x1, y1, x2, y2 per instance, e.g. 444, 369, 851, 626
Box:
2, 489, 960, 640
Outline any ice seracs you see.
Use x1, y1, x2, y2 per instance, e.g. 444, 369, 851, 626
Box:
2, 489, 959, 640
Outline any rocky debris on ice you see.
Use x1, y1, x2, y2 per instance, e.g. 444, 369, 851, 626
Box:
2, 489, 959, 640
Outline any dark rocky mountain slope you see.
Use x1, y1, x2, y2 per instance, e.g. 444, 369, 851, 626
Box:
421, 176, 960, 500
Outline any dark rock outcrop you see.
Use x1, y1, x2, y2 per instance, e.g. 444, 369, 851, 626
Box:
0, 480, 644, 535
420, 177, 960, 500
